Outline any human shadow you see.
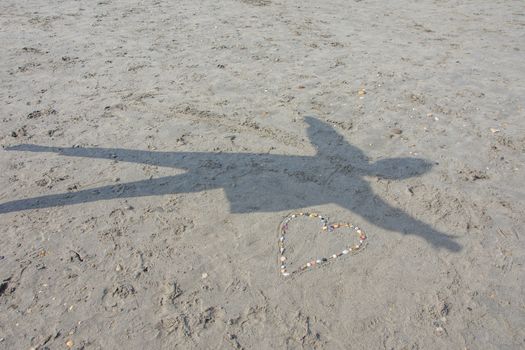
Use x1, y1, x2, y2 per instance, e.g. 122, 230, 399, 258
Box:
1, 117, 461, 251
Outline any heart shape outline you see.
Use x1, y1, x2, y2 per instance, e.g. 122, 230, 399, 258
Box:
278, 212, 368, 277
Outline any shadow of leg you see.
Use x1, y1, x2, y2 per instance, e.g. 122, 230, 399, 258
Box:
0, 174, 199, 214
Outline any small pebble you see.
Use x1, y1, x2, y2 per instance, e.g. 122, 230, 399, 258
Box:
391, 128, 403, 135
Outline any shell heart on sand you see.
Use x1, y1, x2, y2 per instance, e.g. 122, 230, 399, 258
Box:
278, 212, 367, 277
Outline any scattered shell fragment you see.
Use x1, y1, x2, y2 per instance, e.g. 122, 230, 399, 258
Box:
66, 339, 74, 348
434, 326, 445, 336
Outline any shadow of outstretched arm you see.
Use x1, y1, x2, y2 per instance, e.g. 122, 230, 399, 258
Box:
304, 116, 369, 166
338, 189, 461, 252
0, 174, 199, 214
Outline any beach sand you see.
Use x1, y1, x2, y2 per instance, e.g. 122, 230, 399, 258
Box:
1, 0, 524, 348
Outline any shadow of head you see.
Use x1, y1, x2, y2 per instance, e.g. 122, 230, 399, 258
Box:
368, 158, 434, 179
303, 116, 433, 179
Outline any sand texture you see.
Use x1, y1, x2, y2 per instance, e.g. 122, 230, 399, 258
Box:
1, 0, 524, 349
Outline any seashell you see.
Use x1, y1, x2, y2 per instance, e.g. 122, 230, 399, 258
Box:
316, 259, 321, 264
282, 272, 290, 276
280, 247, 285, 253
332, 254, 337, 258
280, 256, 286, 262
342, 249, 349, 255
306, 262, 311, 267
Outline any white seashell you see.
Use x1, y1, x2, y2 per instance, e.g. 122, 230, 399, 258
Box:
342, 250, 349, 254
280, 247, 284, 253
282, 272, 290, 277
306, 262, 311, 267
316, 259, 321, 264
332, 254, 337, 258
280, 256, 286, 262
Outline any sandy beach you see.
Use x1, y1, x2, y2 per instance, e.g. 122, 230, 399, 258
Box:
1, 0, 524, 348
